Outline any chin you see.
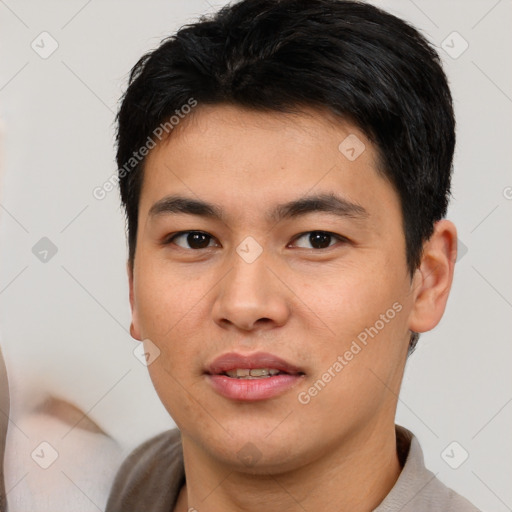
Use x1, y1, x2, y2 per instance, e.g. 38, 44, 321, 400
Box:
190, 421, 310, 472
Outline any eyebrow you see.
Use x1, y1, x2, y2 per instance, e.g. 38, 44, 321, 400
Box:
148, 192, 369, 224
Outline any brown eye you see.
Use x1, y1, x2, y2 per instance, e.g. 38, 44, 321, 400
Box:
167, 231, 217, 250
291, 231, 345, 250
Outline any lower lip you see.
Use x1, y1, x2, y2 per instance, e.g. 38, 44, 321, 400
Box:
207, 374, 304, 401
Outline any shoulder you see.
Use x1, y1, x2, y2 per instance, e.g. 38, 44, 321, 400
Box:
376, 426, 481, 512
410, 469, 482, 512
105, 428, 185, 512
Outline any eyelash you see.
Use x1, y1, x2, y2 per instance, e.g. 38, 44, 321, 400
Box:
163, 230, 348, 251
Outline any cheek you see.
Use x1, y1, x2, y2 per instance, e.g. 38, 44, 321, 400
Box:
133, 257, 228, 386
302, 263, 409, 383
304, 264, 402, 337
134, 258, 207, 338
146, 362, 202, 429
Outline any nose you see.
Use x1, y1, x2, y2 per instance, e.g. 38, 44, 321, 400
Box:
212, 248, 291, 332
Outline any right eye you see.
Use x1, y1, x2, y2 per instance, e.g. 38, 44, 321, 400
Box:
164, 231, 220, 250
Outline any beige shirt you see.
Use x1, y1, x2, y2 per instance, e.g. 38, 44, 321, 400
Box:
105, 425, 480, 512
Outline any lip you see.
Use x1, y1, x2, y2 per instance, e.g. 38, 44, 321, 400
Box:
205, 351, 305, 402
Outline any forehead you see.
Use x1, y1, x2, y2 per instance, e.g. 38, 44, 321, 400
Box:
155, 103, 372, 163
139, 103, 400, 229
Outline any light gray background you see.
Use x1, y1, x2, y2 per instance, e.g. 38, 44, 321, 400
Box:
0, 0, 511, 511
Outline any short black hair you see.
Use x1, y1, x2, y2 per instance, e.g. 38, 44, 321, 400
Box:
116, 0, 455, 352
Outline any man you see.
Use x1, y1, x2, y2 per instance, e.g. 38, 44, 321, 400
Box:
106, 0, 480, 510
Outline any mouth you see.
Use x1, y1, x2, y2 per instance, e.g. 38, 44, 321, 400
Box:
223, 368, 289, 379
205, 352, 306, 401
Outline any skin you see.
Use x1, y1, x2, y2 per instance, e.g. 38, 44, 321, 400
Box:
128, 104, 457, 512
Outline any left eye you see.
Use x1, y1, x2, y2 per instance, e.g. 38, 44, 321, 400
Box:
290, 231, 345, 250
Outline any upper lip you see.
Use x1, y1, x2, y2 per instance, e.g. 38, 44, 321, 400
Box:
205, 352, 305, 375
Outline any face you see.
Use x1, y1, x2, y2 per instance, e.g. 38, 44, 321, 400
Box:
129, 104, 420, 472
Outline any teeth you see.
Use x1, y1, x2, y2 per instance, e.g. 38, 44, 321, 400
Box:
225, 368, 281, 378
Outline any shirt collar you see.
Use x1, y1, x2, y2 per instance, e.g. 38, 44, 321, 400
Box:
374, 425, 437, 511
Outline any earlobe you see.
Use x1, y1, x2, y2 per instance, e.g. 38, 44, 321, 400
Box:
408, 220, 457, 334
130, 322, 142, 341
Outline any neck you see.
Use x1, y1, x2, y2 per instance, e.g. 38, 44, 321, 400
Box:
175, 421, 402, 512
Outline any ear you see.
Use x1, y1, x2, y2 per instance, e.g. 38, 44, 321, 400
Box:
127, 260, 142, 341
408, 219, 458, 334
